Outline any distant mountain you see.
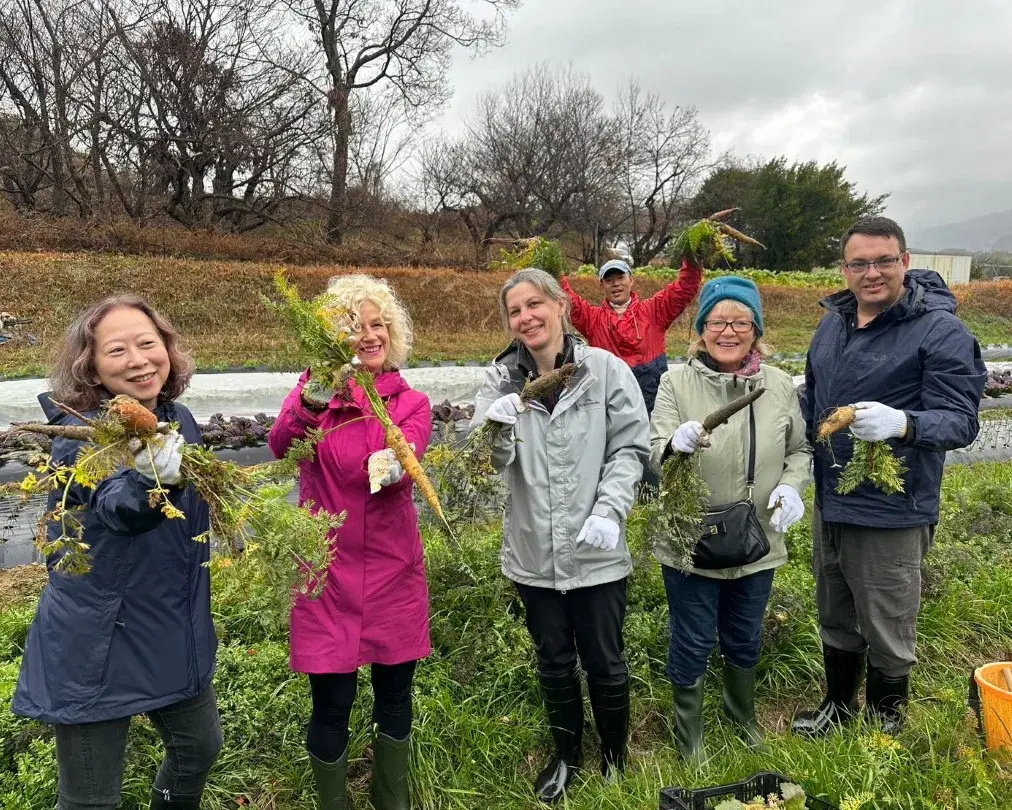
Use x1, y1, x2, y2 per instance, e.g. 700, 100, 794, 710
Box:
911, 209, 1012, 252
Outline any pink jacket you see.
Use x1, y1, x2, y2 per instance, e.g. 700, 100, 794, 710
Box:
268, 370, 433, 674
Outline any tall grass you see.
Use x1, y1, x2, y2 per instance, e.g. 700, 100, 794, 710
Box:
1, 464, 1011, 808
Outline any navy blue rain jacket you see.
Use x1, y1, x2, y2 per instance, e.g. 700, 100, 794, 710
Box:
12, 395, 217, 725
801, 270, 986, 528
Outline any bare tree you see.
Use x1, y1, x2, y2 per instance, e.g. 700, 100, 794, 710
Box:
422, 63, 619, 261
109, 0, 326, 229
0, 0, 97, 215
276, 0, 520, 244
604, 80, 716, 266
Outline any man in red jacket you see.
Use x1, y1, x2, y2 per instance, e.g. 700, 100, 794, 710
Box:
560, 257, 703, 414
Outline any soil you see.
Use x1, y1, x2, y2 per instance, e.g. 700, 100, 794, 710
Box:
0, 563, 47, 606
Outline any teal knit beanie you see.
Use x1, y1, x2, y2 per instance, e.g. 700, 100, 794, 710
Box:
693, 276, 765, 336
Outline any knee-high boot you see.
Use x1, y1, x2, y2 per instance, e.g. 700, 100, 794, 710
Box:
587, 678, 629, 781
534, 670, 583, 803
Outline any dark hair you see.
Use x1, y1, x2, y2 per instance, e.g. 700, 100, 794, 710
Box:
841, 216, 906, 257
50, 295, 195, 410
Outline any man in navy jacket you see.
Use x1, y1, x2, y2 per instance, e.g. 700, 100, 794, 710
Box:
792, 216, 985, 736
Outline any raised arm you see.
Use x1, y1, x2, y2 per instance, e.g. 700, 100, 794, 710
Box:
559, 276, 597, 337
644, 259, 703, 330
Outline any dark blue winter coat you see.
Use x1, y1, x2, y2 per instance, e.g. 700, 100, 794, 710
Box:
801, 270, 986, 528
12, 395, 217, 725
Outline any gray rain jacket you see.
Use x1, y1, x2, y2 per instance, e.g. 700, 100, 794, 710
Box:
471, 338, 649, 590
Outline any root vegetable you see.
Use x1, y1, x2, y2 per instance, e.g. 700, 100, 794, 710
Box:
106, 395, 158, 435
817, 405, 857, 440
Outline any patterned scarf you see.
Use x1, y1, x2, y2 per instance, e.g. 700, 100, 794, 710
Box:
698, 348, 762, 378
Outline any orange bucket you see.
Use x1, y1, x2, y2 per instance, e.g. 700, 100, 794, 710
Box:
974, 662, 1012, 751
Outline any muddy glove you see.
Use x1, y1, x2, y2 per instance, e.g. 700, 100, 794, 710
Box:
129, 431, 184, 486
301, 378, 336, 410
484, 393, 524, 426
670, 420, 709, 454
576, 514, 620, 551
367, 448, 405, 490
850, 401, 907, 442
768, 484, 804, 534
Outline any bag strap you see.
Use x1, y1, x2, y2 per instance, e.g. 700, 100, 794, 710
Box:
746, 403, 756, 502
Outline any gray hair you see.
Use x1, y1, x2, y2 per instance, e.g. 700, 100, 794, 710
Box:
498, 268, 573, 333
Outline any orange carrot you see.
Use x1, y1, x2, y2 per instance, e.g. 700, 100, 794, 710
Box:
818, 405, 857, 440
106, 395, 158, 435
384, 423, 450, 530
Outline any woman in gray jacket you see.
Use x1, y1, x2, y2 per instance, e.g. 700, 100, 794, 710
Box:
471, 268, 649, 803
649, 277, 812, 761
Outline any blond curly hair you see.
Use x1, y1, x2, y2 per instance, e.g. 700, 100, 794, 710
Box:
323, 274, 413, 370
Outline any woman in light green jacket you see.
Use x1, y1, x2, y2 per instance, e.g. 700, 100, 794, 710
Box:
649, 276, 812, 761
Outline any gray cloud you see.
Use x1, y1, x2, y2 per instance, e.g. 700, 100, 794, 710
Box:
437, 0, 1012, 235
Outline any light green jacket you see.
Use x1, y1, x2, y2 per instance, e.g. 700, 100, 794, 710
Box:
648, 359, 812, 579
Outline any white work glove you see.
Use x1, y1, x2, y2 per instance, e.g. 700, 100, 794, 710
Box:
368, 448, 405, 488
669, 420, 709, 454
576, 514, 620, 551
130, 430, 184, 486
767, 484, 804, 534
850, 402, 908, 442
484, 393, 524, 426
301, 378, 336, 409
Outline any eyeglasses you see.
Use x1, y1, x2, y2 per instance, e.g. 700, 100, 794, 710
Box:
843, 254, 904, 273
704, 319, 754, 334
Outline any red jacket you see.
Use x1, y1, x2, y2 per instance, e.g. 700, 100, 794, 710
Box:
560, 261, 702, 410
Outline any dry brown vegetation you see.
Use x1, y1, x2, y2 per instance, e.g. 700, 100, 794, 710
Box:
2, 251, 1010, 377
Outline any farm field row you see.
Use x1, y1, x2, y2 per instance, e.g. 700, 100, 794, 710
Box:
2, 252, 1011, 380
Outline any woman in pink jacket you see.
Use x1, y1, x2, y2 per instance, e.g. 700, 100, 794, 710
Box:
268, 274, 432, 810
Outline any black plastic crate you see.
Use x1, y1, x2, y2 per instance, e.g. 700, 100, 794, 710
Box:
660, 771, 838, 810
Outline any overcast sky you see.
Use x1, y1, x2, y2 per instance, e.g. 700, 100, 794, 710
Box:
435, 0, 1012, 238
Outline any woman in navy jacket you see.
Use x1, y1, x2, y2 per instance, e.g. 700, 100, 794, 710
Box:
12, 295, 220, 810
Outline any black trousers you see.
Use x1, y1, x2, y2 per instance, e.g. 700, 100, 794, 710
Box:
307, 660, 417, 762
514, 577, 628, 684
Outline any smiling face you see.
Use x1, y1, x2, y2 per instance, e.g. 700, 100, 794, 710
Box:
505, 281, 566, 355
843, 233, 909, 315
700, 301, 756, 372
600, 269, 634, 306
92, 306, 171, 410
352, 300, 390, 373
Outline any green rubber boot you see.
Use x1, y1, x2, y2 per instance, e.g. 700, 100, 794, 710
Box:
722, 662, 765, 750
371, 732, 410, 810
670, 676, 705, 764
309, 747, 350, 810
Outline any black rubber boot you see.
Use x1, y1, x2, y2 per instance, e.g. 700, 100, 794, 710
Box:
722, 662, 764, 750
149, 789, 201, 810
866, 665, 909, 735
371, 732, 410, 810
534, 670, 583, 803
670, 676, 705, 764
791, 645, 866, 737
309, 746, 350, 810
587, 678, 629, 782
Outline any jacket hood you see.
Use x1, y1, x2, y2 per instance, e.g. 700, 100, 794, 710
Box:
820, 269, 957, 322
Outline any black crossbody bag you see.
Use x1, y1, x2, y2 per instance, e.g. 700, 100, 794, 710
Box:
691, 404, 771, 570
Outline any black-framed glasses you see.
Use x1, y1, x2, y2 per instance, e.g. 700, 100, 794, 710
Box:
843, 254, 904, 273
704, 319, 754, 334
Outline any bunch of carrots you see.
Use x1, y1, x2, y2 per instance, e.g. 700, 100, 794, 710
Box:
1, 395, 342, 609
818, 406, 907, 494
262, 272, 453, 537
